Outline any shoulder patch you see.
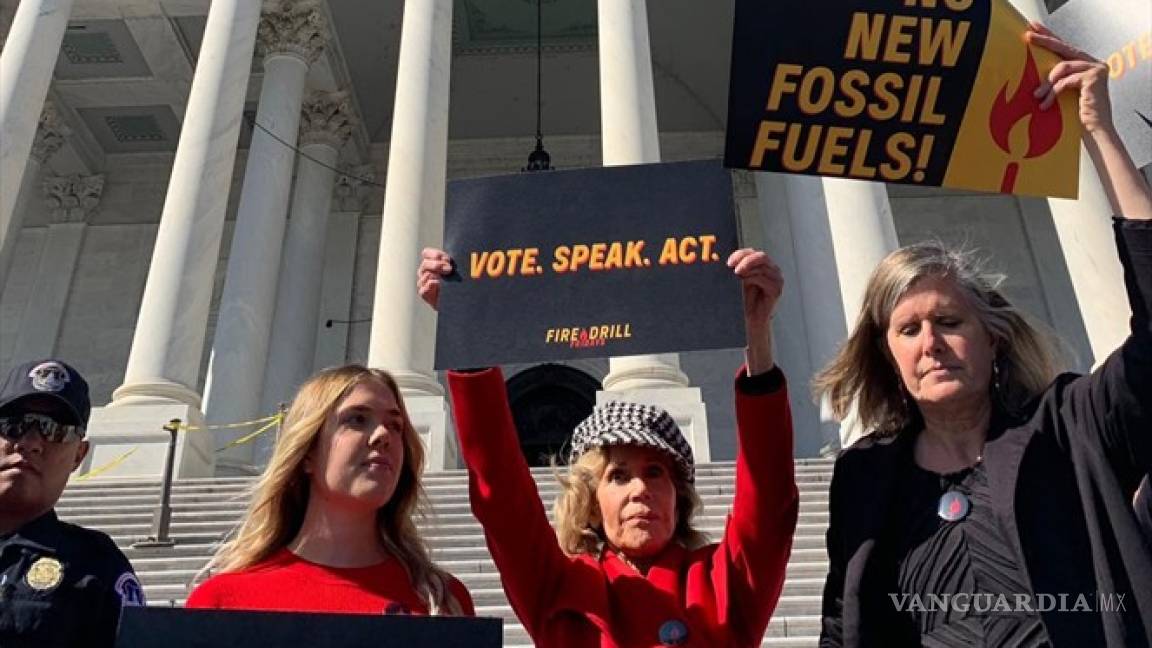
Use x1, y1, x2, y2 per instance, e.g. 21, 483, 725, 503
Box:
115, 572, 146, 607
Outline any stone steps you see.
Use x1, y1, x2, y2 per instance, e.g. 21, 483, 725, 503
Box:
58, 505, 832, 531
58, 489, 831, 509
63, 460, 834, 647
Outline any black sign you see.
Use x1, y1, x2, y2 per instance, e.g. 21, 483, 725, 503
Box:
116, 607, 503, 648
724, 0, 1084, 197
1048, 0, 1152, 169
435, 160, 745, 369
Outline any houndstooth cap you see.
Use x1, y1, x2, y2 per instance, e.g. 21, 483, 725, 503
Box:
568, 401, 695, 483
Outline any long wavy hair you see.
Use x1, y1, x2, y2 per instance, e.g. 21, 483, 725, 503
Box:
813, 242, 1062, 437
553, 446, 707, 556
197, 365, 462, 614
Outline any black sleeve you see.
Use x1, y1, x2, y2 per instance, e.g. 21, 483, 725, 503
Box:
820, 457, 847, 648
84, 532, 144, 648
1063, 218, 1152, 493
1117, 218, 1152, 335
89, 585, 124, 648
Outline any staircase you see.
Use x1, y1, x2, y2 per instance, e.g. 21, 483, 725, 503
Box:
57, 459, 833, 647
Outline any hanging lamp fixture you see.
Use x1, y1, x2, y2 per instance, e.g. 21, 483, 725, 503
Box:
523, 0, 552, 172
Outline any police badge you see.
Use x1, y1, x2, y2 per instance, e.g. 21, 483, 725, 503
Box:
25, 557, 64, 591
28, 362, 71, 393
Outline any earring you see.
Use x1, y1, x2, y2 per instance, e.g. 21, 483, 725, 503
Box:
894, 373, 912, 414
992, 358, 1004, 399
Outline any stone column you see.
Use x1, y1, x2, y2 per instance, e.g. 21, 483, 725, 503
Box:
822, 180, 899, 325
1, 103, 71, 288
0, 0, 75, 243
810, 178, 898, 450
366, 0, 456, 471
96, 0, 265, 478
261, 91, 355, 415
782, 176, 897, 451
595, 0, 709, 460
748, 172, 823, 457
1005, 0, 1131, 367
205, 0, 328, 473
253, 164, 369, 467
5, 174, 101, 366
313, 165, 373, 369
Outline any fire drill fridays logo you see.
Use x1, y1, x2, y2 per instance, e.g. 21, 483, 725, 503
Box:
546, 324, 633, 348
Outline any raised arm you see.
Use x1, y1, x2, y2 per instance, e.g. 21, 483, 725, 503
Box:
715, 250, 800, 641
1028, 25, 1152, 482
421, 248, 578, 636
447, 368, 577, 635
819, 464, 847, 648
1027, 23, 1152, 221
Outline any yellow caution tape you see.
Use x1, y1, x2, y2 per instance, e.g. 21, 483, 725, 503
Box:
179, 413, 281, 431
72, 413, 284, 479
75, 447, 139, 481
214, 415, 283, 453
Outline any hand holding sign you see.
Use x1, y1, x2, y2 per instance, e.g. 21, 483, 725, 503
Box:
1026, 23, 1112, 133
1046, 0, 1151, 169
728, 249, 784, 374
1028, 24, 1152, 220
418, 247, 453, 311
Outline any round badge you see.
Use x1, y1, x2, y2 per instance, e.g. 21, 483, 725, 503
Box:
25, 557, 64, 591
937, 490, 971, 522
658, 619, 689, 646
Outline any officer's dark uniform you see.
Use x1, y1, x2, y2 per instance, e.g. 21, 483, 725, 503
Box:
0, 509, 144, 647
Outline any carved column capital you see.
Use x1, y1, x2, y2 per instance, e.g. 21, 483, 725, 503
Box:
31, 102, 73, 165
257, 0, 328, 64
334, 164, 376, 212
43, 174, 104, 224
299, 91, 357, 150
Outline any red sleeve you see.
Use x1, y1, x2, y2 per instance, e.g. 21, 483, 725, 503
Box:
184, 577, 224, 608
448, 577, 476, 616
447, 368, 577, 638
714, 366, 800, 644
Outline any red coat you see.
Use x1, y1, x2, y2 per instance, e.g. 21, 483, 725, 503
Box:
447, 366, 799, 648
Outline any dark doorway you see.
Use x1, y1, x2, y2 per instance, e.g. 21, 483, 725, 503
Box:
506, 364, 601, 467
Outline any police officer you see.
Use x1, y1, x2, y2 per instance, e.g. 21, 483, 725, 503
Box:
0, 359, 144, 648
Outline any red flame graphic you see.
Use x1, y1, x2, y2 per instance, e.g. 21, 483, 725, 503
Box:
988, 47, 1063, 192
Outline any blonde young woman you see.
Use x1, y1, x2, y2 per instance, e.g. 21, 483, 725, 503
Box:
419, 247, 799, 647
186, 365, 473, 616
814, 26, 1152, 648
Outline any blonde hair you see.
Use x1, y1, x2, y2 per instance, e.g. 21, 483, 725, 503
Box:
198, 365, 462, 615
553, 446, 708, 556
813, 242, 1061, 437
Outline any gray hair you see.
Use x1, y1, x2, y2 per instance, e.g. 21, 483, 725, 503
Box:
813, 241, 1062, 437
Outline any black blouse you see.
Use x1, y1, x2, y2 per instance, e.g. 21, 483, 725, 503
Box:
890, 444, 1052, 648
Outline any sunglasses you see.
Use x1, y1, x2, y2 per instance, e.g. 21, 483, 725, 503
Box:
0, 413, 86, 443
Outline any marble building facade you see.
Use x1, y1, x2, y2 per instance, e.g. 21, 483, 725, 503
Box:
0, 0, 1142, 477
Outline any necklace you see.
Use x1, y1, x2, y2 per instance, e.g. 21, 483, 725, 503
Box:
936, 455, 982, 523
613, 550, 644, 574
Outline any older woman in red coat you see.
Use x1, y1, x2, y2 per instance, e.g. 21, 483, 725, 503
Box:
419, 247, 799, 647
